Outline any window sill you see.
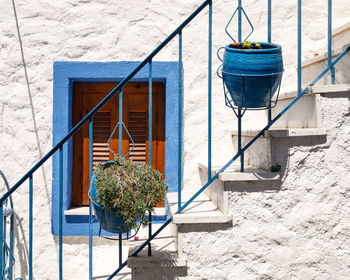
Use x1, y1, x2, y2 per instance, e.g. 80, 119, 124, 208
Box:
64, 206, 167, 217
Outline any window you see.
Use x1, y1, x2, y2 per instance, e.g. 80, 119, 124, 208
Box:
52, 61, 180, 235
72, 81, 165, 207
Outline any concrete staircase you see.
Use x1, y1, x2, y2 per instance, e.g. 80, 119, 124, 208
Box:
301, 22, 350, 87
125, 23, 350, 279
125, 83, 350, 279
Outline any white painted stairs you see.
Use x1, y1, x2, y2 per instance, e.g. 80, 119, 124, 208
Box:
126, 83, 350, 280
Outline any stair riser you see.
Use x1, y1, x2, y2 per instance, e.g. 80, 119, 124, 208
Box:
231, 135, 271, 170
270, 94, 321, 128
333, 25, 350, 51
198, 166, 229, 216
302, 54, 350, 88
301, 22, 350, 88
232, 134, 327, 171
198, 165, 281, 217
132, 267, 187, 280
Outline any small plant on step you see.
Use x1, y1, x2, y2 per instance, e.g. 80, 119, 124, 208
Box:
230, 40, 262, 49
270, 164, 281, 172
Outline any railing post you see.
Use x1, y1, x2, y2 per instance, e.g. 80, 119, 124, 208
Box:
178, 31, 183, 212
267, 0, 271, 43
119, 90, 123, 157
238, 109, 244, 172
148, 60, 153, 256
298, 0, 302, 96
58, 145, 63, 280
2, 214, 5, 275
89, 118, 93, 280
238, 0, 242, 42
267, 0, 272, 123
29, 175, 33, 280
148, 212, 152, 256
0, 202, 3, 278
208, 0, 212, 181
328, 0, 335, 84
9, 209, 14, 280
119, 233, 122, 267
237, 0, 244, 172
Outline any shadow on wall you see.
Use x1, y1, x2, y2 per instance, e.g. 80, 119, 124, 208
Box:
11, 0, 51, 213
13, 213, 29, 280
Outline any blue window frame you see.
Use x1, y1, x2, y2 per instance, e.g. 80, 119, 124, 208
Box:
52, 61, 180, 235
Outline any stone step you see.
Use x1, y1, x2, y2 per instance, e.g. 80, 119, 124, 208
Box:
231, 127, 327, 138
269, 83, 350, 128
270, 89, 321, 128
127, 224, 187, 280
231, 128, 327, 171
301, 21, 350, 87
166, 191, 232, 259
310, 83, 350, 95
166, 191, 231, 224
198, 163, 281, 216
301, 45, 350, 87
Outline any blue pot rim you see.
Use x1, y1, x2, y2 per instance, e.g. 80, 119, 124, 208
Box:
225, 42, 282, 54
222, 69, 284, 77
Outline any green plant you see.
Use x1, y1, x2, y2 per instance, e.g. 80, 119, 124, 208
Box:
270, 164, 281, 172
93, 157, 167, 231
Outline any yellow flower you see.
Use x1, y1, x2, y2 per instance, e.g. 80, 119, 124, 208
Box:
242, 41, 252, 49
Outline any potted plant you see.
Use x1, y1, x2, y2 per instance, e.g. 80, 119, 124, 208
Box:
89, 157, 167, 233
218, 41, 283, 109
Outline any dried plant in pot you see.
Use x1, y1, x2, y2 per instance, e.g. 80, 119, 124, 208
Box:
89, 157, 167, 234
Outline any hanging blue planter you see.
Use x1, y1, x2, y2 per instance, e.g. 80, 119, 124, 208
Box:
218, 42, 283, 109
89, 162, 129, 234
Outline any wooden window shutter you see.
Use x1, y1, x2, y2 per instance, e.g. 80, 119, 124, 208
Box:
93, 112, 111, 167
128, 111, 147, 163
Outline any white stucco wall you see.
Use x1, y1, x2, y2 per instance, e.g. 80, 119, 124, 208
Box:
181, 91, 350, 280
0, 0, 349, 279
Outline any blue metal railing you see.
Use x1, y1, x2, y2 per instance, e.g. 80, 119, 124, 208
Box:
0, 0, 212, 279
0, 170, 15, 280
1, 0, 349, 279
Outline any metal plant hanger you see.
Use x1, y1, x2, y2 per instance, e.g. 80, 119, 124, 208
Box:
88, 91, 137, 241
217, 0, 284, 172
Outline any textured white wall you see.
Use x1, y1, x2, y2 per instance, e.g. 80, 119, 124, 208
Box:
181, 90, 350, 280
0, 0, 349, 279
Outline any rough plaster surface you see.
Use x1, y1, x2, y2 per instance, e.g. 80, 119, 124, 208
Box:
180, 93, 350, 279
0, 0, 349, 279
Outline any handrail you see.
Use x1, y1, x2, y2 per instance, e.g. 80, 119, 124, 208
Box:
0, 0, 211, 205
1, 0, 349, 279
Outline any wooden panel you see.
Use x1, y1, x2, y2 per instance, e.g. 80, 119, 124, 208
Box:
72, 82, 165, 207
93, 112, 111, 167
72, 82, 118, 206
128, 111, 147, 163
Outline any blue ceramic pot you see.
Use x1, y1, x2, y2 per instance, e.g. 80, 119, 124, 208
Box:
89, 162, 129, 234
222, 42, 283, 109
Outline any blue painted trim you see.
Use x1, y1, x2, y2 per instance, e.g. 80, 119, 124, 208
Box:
52, 61, 180, 236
